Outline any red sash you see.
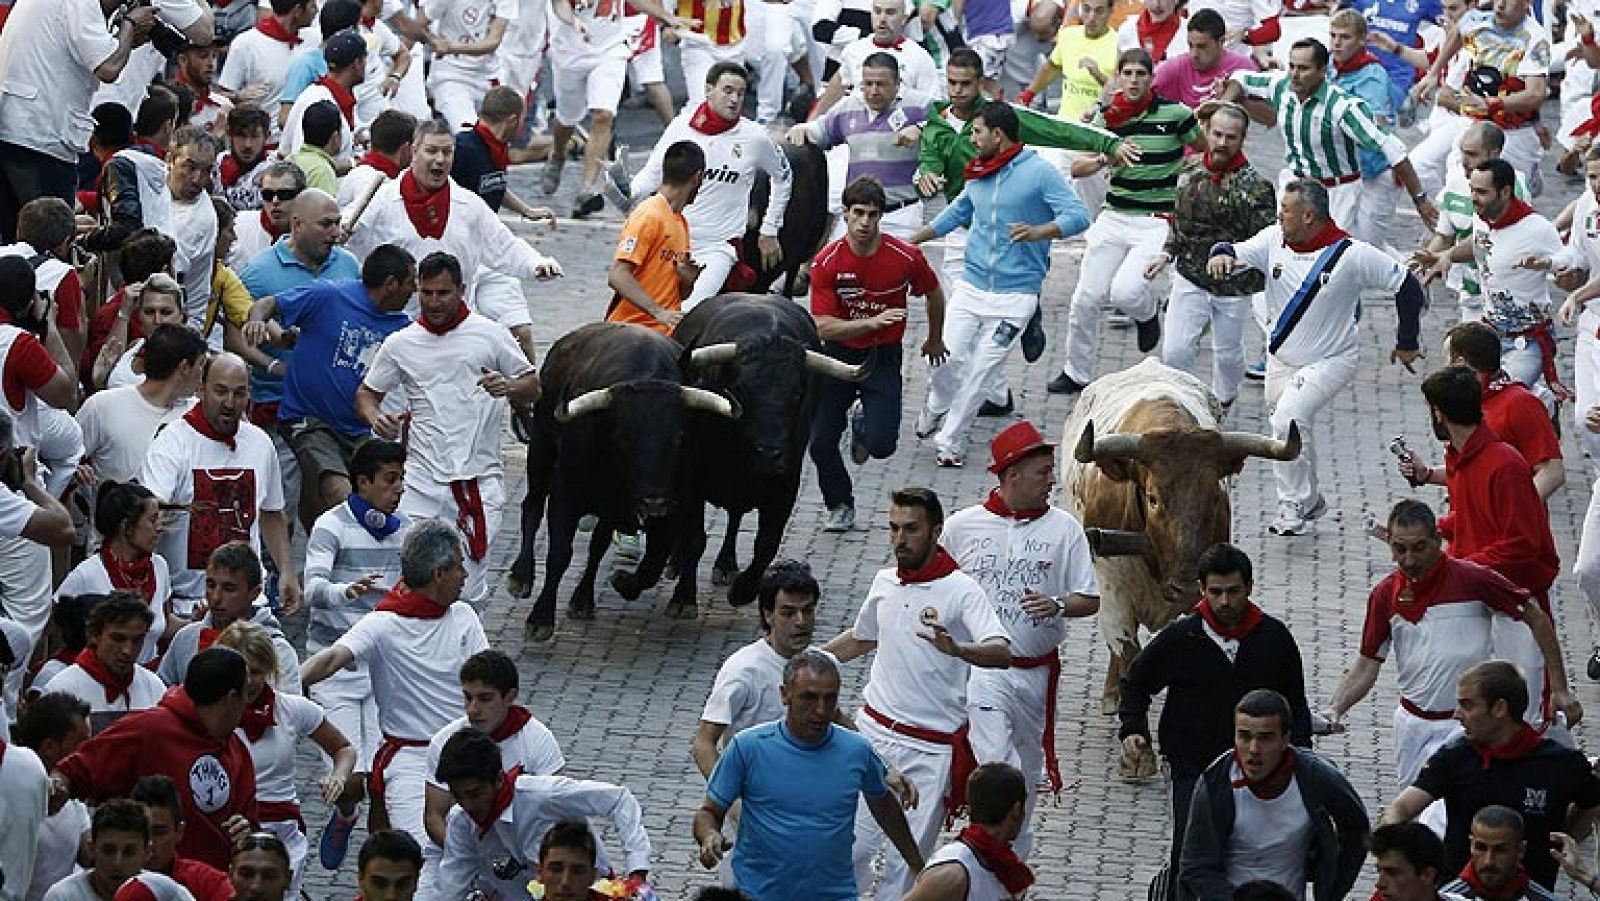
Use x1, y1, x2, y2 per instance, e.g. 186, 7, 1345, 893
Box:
368, 734, 429, 808
451, 479, 489, 561
1011, 649, 1065, 793
863, 703, 976, 827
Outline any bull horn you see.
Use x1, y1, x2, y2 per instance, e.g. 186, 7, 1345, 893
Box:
554, 388, 613, 422
689, 343, 739, 367
1085, 528, 1152, 558
680, 386, 739, 419
1221, 420, 1302, 461
804, 350, 869, 382
1073, 422, 1146, 464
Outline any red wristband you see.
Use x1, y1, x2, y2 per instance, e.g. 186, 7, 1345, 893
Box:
1017, 89, 1036, 106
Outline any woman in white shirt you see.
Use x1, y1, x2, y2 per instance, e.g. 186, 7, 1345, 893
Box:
93, 273, 185, 390
216, 620, 358, 901
56, 481, 175, 662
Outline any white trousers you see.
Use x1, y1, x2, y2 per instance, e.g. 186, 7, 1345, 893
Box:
1413, 113, 1466, 198
1575, 311, 1600, 639
308, 662, 380, 771
0, 534, 47, 719
939, 228, 1007, 407
1355, 174, 1401, 253
261, 817, 309, 901
1264, 346, 1360, 508
1161, 275, 1251, 405
968, 667, 1048, 859
924, 282, 1035, 458
429, 75, 487, 132
1393, 706, 1458, 836
376, 744, 432, 891
685, 240, 740, 310
398, 474, 505, 605
1279, 170, 1361, 232
1060, 210, 1168, 382
852, 715, 951, 901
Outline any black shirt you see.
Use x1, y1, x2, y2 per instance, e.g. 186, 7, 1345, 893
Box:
1414, 733, 1600, 888
451, 128, 506, 212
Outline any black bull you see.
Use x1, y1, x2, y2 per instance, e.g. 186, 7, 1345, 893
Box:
740, 142, 828, 296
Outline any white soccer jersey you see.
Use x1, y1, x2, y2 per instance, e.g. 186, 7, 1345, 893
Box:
1232, 225, 1406, 367
631, 114, 792, 246
55, 553, 172, 663
425, 712, 566, 787
1473, 208, 1562, 335
43, 662, 167, 713
854, 566, 1009, 733
336, 604, 490, 741
424, 0, 516, 81
940, 505, 1100, 658
837, 36, 942, 101
700, 638, 788, 739
241, 691, 327, 803
1189, 0, 1280, 41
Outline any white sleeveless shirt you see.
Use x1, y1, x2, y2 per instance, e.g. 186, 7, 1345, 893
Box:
925, 840, 1016, 901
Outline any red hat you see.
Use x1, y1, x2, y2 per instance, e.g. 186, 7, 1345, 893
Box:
988, 420, 1056, 473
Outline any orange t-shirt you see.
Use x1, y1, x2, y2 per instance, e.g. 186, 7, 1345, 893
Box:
606, 193, 692, 335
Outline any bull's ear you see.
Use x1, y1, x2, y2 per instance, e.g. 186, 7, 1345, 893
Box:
1096, 459, 1134, 482
1220, 454, 1248, 477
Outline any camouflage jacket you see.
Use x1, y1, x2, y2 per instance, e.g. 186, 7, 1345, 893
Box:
1164, 156, 1276, 296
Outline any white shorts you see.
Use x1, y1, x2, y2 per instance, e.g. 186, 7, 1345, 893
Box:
966, 32, 1014, 80
553, 46, 631, 126
261, 817, 310, 900
630, 42, 664, 87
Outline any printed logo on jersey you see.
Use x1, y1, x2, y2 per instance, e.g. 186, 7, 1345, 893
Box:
189, 754, 232, 813
731, 142, 742, 159
621, 236, 638, 253
703, 165, 742, 184
1524, 787, 1548, 815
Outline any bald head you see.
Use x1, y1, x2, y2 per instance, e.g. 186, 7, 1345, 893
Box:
201, 352, 250, 437
289, 189, 343, 266
1459, 121, 1506, 175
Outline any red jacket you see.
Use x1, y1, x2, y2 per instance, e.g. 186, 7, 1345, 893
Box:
56, 687, 258, 870
169, 856, 235, 901
1481, 374, 1562, 469
1439, 425, 1560, 601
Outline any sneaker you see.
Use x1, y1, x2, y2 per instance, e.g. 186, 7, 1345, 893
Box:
318, 807, 357, 870
613, 531, 642, 562
1107, 311, 1133, 329
978, 392, 1014, 417
1267, 494, 1327, 536
1047, 372, 1086, 395
541, 159, 564, 196
822, 503, 855, 532
578, 513, 598, 532
1244, 353, 1267, 381
935, 450, 965, 468
1021, 307, 1047, 362
602, 145, 634, 212
1588, 648, 1600, 681
1135, 316, 1161, 353
915, 408, 945, 439
572, 191, 604, 219
848, 403, 870, 465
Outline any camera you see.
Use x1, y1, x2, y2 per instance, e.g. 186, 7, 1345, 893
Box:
489, 856, 527, 881
113, 0, 191, 58
1386, 436, 1410, 459
0, 446, 28, 493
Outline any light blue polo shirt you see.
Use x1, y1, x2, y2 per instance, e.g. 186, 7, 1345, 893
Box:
238, 238, 361, 406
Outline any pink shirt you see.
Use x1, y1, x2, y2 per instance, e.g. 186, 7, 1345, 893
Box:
1153, 50, 1256, 108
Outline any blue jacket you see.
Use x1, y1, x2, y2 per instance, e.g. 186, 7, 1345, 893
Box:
929, 147, 1089, 296
1332, 62, 1396, 180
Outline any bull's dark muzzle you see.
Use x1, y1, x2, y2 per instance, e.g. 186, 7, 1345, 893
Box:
637, 497, 674, 519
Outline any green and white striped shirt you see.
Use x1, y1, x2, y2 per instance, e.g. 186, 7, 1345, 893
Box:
1232, 71, 1408, 182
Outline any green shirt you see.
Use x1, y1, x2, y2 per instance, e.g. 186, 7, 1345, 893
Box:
1093, 96, 1199, 214
917, 100, 1121, 202
289, 145, 339, 196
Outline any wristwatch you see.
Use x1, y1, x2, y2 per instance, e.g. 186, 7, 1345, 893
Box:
1052, 595, 1067, 617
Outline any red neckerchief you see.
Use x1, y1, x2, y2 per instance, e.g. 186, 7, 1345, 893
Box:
982, 488, 1048, 522
176, 73, 213, 115
963, 143, 1024, 182
957, 825, 1034, 894
74, 647, 133, 704
1194, 599, 1263, 641
375, 584, 448, 619
871, 35, 906, 48
1204, 149, 1248, 185
255, 16, 302, 46
1392, 555, 1451, 624
259, 208, 284, 240
1458, 860, 1532, 901
360, 14, 375, 27
198, 626, 220, 651
218, 154, 244, 187
239, 682, 278, 742
897, 547, 960, 584
100, 543, 155, 603
1103, 90, 1155, 130
418, 301, 470, 335
1135, 8, 1183, 60
489, 704, 533, 742
398, 169, 450, 239
1230, 746, 1296, 798
1333, 49, 1382, 74
1473, 722, 1543, 769
1285, 220, 1350, 252
474, 765, 523, 837
183, 402, 236, 451
1484, 197, 1536, 230
473, 122, 510, 172
315, 76, 357, 126
688, 102, 738, 136
358, 150, 401, 179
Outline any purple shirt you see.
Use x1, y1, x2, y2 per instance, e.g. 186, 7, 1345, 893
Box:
807, 97, 928, 208
1153, 50, 1257, 108
963, 0, 1012, 39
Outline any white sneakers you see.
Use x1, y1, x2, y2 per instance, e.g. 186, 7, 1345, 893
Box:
1268, 494, 1328, 536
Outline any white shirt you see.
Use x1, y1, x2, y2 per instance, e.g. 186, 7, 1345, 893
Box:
229, 211, 279, 270
1473, 207, 1562, 335
837, 36, 942, 100
338, 163, 392, 210
169, 193, 217, 333
362, 314, 531, 485
1226, 769, 1312, 900
1554, 188, 1600, 273
75, 384, 186, 484
1189, 0, 1280, 41
26, 801, 90, 901
0, 743, 48, 901
1232, 226, 1406, 367
43, 661, 167, 713
631, 113, 792, 246
105, 341, 143, 390
140, 416, 284, 598
336, 604, 490, 741
854, 566, 1009, 733
700, 638, 787, 740
354, 21, 406, 126
303, 502, 409, 649
940, 504, 1099, 658
56, 552, 173, 663
216, 28, 300, 110
424, 0, 516, 81
548, 0, 640, 57
157, 606, 302, 693
1116, 13, 1188, 59
43, 871, 190, 901
279, 82, 354, 164
924, 840, 1012, 901
0, 0, 118, 162
1434, 168, 1530, 298
240, 691, 326, 804
425, 713, 566, 788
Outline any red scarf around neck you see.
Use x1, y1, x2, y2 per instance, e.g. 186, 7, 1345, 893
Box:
963, 143, 1024, 182
1204, 149, 1248, 185
871, 35, 906, 48
489, 704, 533, 742
1135, 8, 1183, 60
239, 683, 278, 742
74, 647, 133, 704
375, 584, 448, 619
474, 765, 523, 836
1333, 49, 1382, 75
1484, 197, 1536, 230
1458, 860, 1531, 901
1392, 555, 1451, 624
1285, 220, 1350, 253
473, 122, 510, 172
1474, 722, 1543, 769
259, 208, 284, 240
315, 76, 357, 126
1195, 599, 1263, 641
982, 488, 1048, 522
418, 302, 470, 335
176, 73, 213, 115
398, 169, 450, 239
218, 154, 245, 188
957, 825, 1034, 894
255, 16, 302, 46
689, 102, 738, 136
1231, 746, 1296, 798
101, 543, 155, 602
1103, 90, 1155, 130
358, 150, 401, 179
183, 403, 236, 451
897, 547, 960, 584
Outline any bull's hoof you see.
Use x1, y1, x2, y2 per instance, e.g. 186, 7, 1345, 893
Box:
664, 599, 697, 619
1100, 694, 1119, 716
568, 598, 596, 621
1117, 748, 1158, 783
663, 560, 679, 582
727, 572, 759, 607
506, 574, 533, 599
526, 622, 555, 642
610, 570, 643, 601
711, 564, 735, 587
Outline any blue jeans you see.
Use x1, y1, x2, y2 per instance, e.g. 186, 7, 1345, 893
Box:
808, 341, 902, 509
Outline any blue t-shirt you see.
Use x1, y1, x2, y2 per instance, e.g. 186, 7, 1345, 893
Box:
280, 48, 330, 106
706, 722, 889, 901
1362, 0, 1442, 105
238, 239, 363, 406
274, 278, 411, 434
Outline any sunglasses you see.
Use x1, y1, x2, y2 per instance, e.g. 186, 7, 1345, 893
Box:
260, 189, 301, 203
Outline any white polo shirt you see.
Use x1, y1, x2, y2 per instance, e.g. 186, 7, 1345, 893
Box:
240, 691, 327, 804
1474, 206, 1562, 336
425, 712, 566, 787
43, 661, 167, 713
854, 564, 1009, 733
336, 604, 490, 741
55, 553, 173, 663
700, 638, 788, 740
